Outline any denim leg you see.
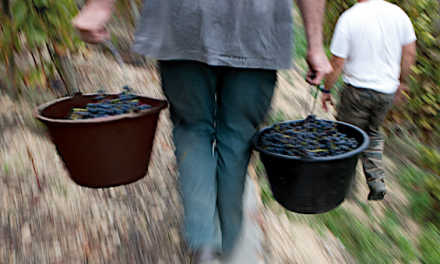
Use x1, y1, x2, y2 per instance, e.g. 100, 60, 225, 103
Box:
216, 68, 276, 255
159, 60, 221, 252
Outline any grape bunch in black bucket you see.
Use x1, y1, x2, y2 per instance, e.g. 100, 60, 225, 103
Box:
66, 86, 152, 120
259, 115, 359, 158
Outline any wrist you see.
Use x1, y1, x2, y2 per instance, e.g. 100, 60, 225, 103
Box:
399, 74, 410, 84
307, 44, 325, 54
74, 0, 115, 30
319, 85, 331, 94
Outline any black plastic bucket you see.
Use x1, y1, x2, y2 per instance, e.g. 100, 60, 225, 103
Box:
253, 120, 369, 214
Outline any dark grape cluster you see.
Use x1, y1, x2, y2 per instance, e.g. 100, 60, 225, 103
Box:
67, 86, 152, 120
259, 115, 359, 158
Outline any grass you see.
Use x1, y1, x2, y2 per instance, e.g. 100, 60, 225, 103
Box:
3, 162, 9, 174
265, 109, 288, 125
260, 179, 275, 206
312, 207, 420, 264
420, 224, 440, 263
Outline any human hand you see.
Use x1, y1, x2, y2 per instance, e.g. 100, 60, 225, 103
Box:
394, 83, 410, 106
306, 48, 333, 85
321, 93, 334, 112
73, 1, 114, 44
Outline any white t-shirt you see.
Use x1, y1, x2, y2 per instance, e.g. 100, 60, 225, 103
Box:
330, 0, 417, 94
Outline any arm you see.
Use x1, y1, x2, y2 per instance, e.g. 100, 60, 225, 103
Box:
400, 41, 416, 85
324, 55, 345, 92
321, 55, 345, 112
394, 41, 416, 105
295, 0, 333, 85
73, 0, 116, 44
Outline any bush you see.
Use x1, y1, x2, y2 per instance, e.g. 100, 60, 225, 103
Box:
397, 146, 440, 226
0, 0, 81, 91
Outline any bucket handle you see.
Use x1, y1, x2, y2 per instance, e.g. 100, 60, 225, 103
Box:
102, 39, 130, 87
306, 73, 320, 117
72, 39, 130, 96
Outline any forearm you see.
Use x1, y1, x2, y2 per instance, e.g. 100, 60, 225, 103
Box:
295, 0, 326, 52
324, 56, 344, 91
400, 41, 417, 85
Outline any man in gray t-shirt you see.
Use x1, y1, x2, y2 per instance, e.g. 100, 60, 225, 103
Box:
74, 1, 331, 263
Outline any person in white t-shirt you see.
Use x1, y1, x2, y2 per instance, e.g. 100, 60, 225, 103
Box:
321, 0, 417, 200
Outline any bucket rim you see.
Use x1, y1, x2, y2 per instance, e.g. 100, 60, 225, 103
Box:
33, 92, 168, 125
252, 119, 370, 162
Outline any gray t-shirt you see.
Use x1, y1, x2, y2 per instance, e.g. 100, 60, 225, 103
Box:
132, 0, 293, 70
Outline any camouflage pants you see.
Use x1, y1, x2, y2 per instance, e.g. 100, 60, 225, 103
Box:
336, 84, 395, 183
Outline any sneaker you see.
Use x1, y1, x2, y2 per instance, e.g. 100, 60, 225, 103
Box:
367, 181, 386, 201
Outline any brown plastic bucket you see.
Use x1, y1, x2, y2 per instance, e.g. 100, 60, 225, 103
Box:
34, 92, 168, 188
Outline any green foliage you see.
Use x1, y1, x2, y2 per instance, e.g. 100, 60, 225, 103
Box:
260, 179, 275, 206
313, 207, 420, 264
398, 146, 440, 225
293, 18, 308, 71
323, 0, 357, 45
419, 224, 440, 264
115, 0, 142, 26
394, 0, 440, 141
3, 162, 9, 174
266, 109, 288, 125
0, 0, 81, 90
325, 0, 440, 142
11, 0, 80, 49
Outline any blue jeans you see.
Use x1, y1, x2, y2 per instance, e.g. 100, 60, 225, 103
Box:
159, 60, 276, 255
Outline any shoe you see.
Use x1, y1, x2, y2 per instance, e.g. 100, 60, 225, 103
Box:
190, 246, 221, 264
367, 181, 386, 201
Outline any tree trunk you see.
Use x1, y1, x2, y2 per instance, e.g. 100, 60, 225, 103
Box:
1, 0, 18, 98
53, 44, 79, 95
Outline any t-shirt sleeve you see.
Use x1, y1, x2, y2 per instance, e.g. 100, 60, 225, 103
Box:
330, 15, 350, 59
400, 13, 417, 45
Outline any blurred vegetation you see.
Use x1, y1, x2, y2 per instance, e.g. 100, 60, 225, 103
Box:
0, 0, 82, 94
400, 147, 440, 225
114, 0, 142, 28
